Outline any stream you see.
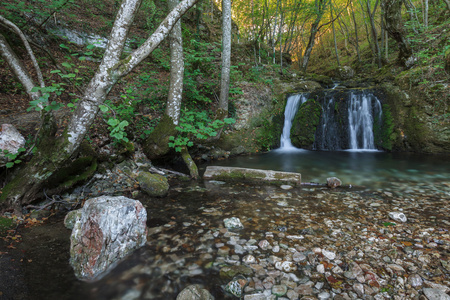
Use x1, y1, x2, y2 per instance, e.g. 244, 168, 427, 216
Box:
1, 151, 449, 300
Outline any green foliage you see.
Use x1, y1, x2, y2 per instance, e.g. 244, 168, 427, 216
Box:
1, 0, 77, 27
27, 42, 98, 112
168, 109, 235, 152
0, 147, 26, 168
140, 0, 157, 30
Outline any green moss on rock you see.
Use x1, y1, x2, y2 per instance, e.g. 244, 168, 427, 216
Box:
290, 99, 322, 149
143, 114, 177, 160
374, 104, 395, 151
137, 171, 169, 197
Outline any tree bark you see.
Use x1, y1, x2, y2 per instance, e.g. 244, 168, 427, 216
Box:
330, 1, 341, 67
366, 0, 382, 67
219, 0, 231, 117
143, 0, 185, 159
382, 0, 413, 67
350, 1, 361, 62
181, 147, 199, 179
1, 0, 200, 210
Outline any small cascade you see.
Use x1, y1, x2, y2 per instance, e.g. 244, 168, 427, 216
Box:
348, 92, 382, 150
279, 89, 383, 151
279, 94, 307, 150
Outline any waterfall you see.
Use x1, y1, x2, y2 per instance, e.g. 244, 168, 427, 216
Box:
279, 94, 307, 150
348, 92, 382, 150
279, 89, 383, 151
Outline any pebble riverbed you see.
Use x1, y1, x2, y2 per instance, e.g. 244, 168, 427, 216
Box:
80, 178, 450, 300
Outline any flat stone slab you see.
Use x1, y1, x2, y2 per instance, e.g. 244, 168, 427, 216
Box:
203, 166, 301, 186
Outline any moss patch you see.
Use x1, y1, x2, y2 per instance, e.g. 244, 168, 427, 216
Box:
137, 171, 169, 197
0, 216, 14, 234
46, 156, 98, 193
374, 104, 395, 151
143, 114, 177, 159
290, 99, 322, 149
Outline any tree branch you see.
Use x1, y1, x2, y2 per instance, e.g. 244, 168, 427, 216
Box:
0, 15, 45, 88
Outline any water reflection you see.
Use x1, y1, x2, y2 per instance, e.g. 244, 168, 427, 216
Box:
205, 150, 450, 188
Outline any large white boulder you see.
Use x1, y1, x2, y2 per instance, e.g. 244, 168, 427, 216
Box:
69, 196, 147, 281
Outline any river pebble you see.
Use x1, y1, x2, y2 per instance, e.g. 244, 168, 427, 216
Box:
69, 179, 450, 300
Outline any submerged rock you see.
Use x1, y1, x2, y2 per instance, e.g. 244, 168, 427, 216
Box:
389, 211, 407, 223
69, 196, 147, 281
224, 217, 244, 230
176, 284, 214, 300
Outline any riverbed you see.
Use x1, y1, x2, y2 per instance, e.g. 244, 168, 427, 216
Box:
1, 151, 449, 299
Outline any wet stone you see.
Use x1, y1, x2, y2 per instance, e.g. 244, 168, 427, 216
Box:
271, 284, 287, 297
224, 217, 244, 230
389, 212, 407, 223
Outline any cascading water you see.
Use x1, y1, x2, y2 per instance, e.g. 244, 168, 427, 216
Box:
279, 89, 383, 151
279, 94, 307, 150
348, 92, 382, 150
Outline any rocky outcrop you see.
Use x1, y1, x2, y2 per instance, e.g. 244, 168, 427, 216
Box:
379, 82, 450, 153
69, 196, 147, 281
336, 66, 355, 80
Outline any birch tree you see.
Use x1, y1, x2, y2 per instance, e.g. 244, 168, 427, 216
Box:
0, 0, 200, 210
143, 0, 185, 160
218, 0, 232, 120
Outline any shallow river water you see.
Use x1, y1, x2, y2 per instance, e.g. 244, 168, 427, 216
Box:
1, 151, 449, 300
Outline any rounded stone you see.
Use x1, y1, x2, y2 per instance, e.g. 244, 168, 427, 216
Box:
137, 171, 169, 197
176, 284, 214, 300
272, 284, 288, 297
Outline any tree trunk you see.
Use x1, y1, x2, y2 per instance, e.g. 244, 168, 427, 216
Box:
423, 0, 428, 27
1, 0, 200, 210
331, 1, 341, 67
181, 147, 199, 179
382, 0, 413, 67
350, 0, 362, 62
366, 0, 382, 67
143, 0, 185, 159
219, 0, 231, 117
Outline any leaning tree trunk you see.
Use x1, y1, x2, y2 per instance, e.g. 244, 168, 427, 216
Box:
1, 0, 200, 210
143, 0, 185, 160
382, 0, 413, 67
301, 21, 320, 72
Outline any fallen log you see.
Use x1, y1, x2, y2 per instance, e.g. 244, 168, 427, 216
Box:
203, 166, 301, 186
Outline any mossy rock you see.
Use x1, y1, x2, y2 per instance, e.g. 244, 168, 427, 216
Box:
45, 156, 97, 194
290, 99, 322, 149
374, 104, 395, 151
143, 115, 177, 160
137, 171, 169, 197
64, 209, 82, 230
